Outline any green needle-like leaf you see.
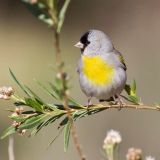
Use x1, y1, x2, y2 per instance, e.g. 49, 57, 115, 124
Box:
57, 0, 71, 33
9, 115, 27, 123
23, 85, 44, 104
47, 127, 64, 148
124, 84, 131, 95
132, 80, 137, 93
25, 98, 43, 112
19, 114, 47, 129
1, 126, 16, 139
21, 0, 54, 26
64, 120, 72, 152
9, 69, 30, 97
35, 80, 60, 100
68, 97, 85, 109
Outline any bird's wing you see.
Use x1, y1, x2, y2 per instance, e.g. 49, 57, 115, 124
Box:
114, 49, 127, 71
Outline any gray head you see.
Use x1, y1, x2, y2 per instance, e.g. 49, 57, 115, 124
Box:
75, 29, 114, 56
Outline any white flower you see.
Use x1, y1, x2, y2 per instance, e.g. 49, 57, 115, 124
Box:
103, 129, 122, 148
146, 156, 155, 160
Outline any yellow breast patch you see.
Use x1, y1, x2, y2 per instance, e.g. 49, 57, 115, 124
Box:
82, 55, 115, 86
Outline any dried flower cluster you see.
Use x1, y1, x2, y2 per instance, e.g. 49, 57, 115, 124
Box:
11, 107, 26, 136
126, 148, 142, 160
0, 86, 14, 100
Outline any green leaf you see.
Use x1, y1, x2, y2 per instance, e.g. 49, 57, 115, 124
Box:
9, 69, 43, 103
19, 114, 47, 129
22, 110, 37, 114
1, 126, 16, 139
38, 112, 64, 130
124, 80, 140, 104
68, 97, 85, 109
125, 80, 137, 96
9, 69, 30, 97
73, 110, 88, 119
132, 80, 137, 93
128, 95, 140, 105
25, 98, 43, 112
124, 84, 131, 95
30, 111, 64, 136
47, 127, 64, 148
57, 0, 71, 33
87, 108, 107, 115
23, 85, 44, 104
35, 80, 60, 100
31, 117, 56, 136
64, 120, 72, 152
38, 14, 54, 26
21, 0, 54, 26
49, 82, 62, 99
14, 101, 26, 106
47, 103, 59, 110
59, 117, 68, 128
72, 110, 85, 119
59, 111, 86, 129
9, 115, 26, 123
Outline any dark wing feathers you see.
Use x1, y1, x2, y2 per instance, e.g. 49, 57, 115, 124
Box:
114, 49, 127, 71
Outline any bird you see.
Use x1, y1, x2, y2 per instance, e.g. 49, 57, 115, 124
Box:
74, 29, 127, 107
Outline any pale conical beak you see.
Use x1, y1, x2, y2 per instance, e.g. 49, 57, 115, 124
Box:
74, 41, 84, 48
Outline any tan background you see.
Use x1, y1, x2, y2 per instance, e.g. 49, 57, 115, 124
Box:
0, 0, 160, 159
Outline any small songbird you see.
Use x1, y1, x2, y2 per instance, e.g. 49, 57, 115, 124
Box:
74, 29, 127, 106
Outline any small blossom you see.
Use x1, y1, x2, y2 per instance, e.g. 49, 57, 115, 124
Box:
18, 129, 26, 136
126, 148, 142, 160
15, 107, 24, 115
56, 72, 69, 80
65, 90, 70, 96
56, 73, 62, 79
12, 121, 21, 127
145, 156, 155, 160
0, 86, 14, 100
103, 129, 122, 148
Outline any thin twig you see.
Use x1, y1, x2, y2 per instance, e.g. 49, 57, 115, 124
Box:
54, 30, 86, 160
8, 136, 15, 160
66, 103, 160, 113
54, 31, 61, 66
89, 104, 160, 111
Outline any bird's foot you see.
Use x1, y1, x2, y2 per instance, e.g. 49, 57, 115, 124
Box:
116, 95, 125, 110
86, 97, 93, 110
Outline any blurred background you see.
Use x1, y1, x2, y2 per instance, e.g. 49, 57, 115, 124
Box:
1, 0, 160, 159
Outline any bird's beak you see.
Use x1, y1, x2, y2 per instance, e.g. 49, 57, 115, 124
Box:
74, 41, 84, 48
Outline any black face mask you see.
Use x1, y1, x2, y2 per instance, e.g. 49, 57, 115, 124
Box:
80, 31, 90, 53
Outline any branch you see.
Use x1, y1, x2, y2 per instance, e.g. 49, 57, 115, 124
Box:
8, 136, 15, 160
53, 9, 86, 160
67, 103, 160, 112
94, 104, 160, 111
